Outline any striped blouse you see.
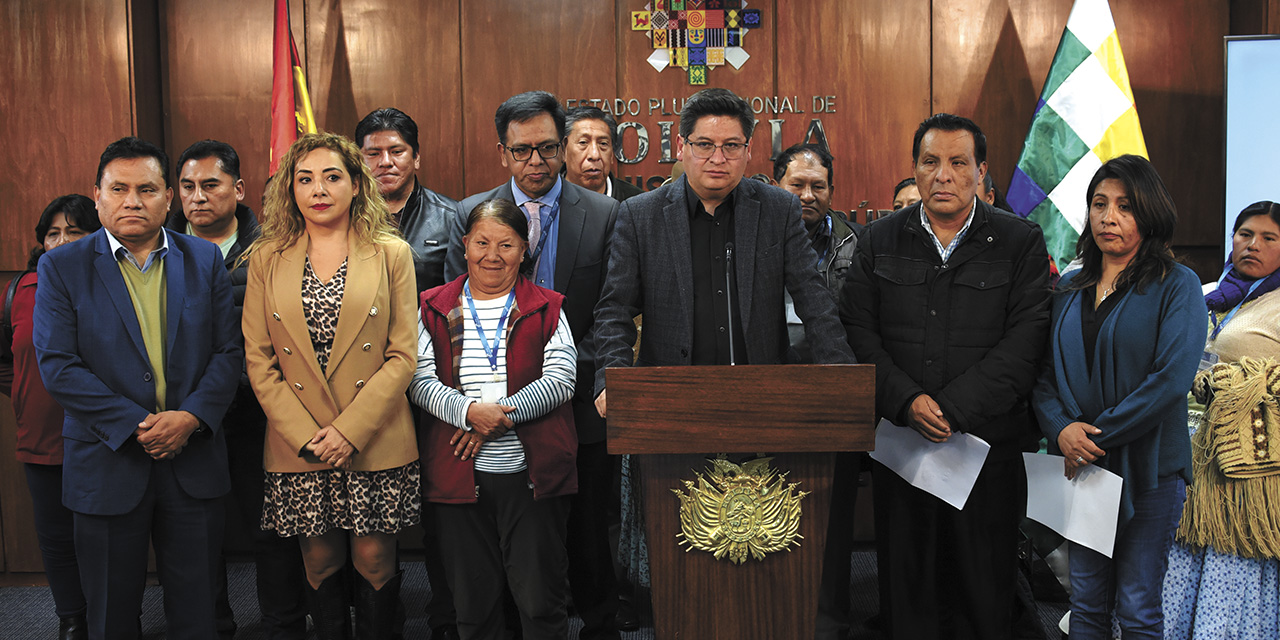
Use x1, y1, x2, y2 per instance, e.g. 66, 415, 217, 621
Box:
409, 295, 576, 474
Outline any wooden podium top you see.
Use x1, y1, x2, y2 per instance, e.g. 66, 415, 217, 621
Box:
605, 364, 875, 455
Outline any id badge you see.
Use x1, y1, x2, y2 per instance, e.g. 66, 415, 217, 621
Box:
481, 380, 506, 404
1199, 351, 1219, 371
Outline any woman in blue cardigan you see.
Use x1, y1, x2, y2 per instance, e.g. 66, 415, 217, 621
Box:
1032, 155, 1206, 639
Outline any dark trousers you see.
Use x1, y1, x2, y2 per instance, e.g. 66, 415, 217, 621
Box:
873, 455, 1024, 640
436, 471, 570, 640
421, 501, 458, 632
215, 403, 308, 640
75, 460, 223, 640
815, 451, 861, 640
566, 441, 621, 639
25, 463, 87, 619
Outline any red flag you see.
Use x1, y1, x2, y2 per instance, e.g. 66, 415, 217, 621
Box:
269, 0, 316, 176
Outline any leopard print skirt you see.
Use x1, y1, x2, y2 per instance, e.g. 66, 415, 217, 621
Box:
261, 461, 422, 538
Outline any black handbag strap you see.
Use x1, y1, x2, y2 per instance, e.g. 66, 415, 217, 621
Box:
2, 269, 32, 359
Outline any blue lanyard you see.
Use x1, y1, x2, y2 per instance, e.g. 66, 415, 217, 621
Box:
1210, 273, 1264, 339
463, 280, 516, 373
527, 203, 559, 265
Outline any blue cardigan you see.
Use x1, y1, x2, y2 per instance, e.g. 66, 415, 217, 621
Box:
1032, 264, 1206, 534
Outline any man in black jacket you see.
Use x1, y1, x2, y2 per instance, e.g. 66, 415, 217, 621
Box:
356, 108, 456, 293
840, 114, 1050, 640
355, 108, 460, 639
168, 139, 307, 640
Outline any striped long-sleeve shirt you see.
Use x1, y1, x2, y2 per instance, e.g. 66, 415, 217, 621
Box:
409, 297, 576, 474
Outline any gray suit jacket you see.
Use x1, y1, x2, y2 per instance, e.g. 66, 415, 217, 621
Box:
591, 175, 854, 395
445, 179, 620, 443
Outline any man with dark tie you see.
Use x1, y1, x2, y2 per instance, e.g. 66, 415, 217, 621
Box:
445, 90, 622, 640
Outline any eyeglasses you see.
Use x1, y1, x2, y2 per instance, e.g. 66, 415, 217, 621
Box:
683, 138, 748, 160
504, 141, 562, 162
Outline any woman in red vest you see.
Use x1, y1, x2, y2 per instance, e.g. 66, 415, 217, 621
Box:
410, 198, 578, 640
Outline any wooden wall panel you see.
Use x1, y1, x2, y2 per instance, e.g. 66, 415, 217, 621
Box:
1113, 0, 1227, 248
306, 0, 466, 200
460, 0, 617, 197
776, 0, 931, 213
0, 0, 135, 572
159, 0, 294, 213
0, 0, 135, 270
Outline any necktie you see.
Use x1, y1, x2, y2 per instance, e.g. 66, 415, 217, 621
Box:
524, 201, 542, 250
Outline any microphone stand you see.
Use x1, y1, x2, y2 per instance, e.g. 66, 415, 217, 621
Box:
725, 242, 736, 366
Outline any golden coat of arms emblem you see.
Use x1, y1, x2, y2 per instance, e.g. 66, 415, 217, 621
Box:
672, 457, 808, 564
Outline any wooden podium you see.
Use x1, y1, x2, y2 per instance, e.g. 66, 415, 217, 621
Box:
606, 364, 876, 640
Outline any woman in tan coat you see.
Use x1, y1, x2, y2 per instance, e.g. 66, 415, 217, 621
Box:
243, 132, 420, 639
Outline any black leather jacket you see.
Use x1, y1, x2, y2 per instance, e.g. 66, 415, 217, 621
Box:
398, 181, 456, 293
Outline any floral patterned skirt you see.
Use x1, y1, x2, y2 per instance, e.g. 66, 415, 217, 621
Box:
261, 461, 421, 538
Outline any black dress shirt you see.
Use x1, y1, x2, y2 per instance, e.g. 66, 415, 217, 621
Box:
685, 180, 748, 365
1082, 284, 1128, 371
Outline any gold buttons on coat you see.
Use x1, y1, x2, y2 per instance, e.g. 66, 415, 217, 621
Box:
355, 380, 366, 388
282, 347, 292, 355
362, 343, 372, 351
293, 383, 304, 390
369, 307, 379, 317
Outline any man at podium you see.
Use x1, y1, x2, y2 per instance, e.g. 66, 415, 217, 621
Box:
590, 87, 853, 417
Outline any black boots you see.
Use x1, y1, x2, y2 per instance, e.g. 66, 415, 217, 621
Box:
354, 572, 401, 640
58, 615, 87, 640
306, 573, 352, 640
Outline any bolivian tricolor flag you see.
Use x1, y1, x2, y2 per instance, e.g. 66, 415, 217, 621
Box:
270, 0, 317, 176
1007, 0, 1148, 270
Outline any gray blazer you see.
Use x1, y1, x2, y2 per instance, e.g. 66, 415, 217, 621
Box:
445, 179, 620, 444
591, 175, 854, 396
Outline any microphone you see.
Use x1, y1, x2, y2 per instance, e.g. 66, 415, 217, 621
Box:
725, 242, 736, 366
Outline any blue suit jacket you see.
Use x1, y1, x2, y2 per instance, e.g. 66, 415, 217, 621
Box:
34, 228, 242, 515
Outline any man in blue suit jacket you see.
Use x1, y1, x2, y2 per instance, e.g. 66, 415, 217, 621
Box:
34, 137, 241, 640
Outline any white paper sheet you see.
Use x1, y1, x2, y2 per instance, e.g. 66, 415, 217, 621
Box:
1023, 453, 1124, 558
868, 418, 991, 510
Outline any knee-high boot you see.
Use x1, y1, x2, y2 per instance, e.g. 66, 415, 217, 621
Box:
306, 573, 352, 640
355, 572, 401, 640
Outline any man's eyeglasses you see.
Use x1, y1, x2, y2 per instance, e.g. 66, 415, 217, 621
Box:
504, 141, 562, 162
683, 138, 748, 160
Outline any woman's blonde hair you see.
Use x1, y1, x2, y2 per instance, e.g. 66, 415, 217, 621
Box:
247, 132, 399, 257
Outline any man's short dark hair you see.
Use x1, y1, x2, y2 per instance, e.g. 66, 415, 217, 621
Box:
773, 143, 833, 185
893, 177, 917, 201
495, 91, 566, 146
911, 113, 987, 165
176, 139, 241, 182
678, 88, 755, 141
96, 137, 171, 188
565, 106, 620, 149
354, 108, 420, 155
